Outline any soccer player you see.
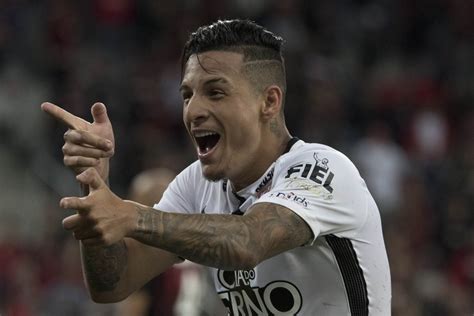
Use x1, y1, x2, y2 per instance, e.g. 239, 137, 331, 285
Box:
42, 19, 391, 315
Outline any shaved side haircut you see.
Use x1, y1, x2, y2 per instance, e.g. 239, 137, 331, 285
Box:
181, 19, 287, 109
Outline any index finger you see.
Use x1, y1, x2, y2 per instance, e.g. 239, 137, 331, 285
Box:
41, 102, 90, 130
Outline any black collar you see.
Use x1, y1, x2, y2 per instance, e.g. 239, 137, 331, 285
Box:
229, 136, 300, 208
284, 136, 299, 154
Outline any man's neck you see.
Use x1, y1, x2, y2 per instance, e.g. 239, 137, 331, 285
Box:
231, 132, 292, 191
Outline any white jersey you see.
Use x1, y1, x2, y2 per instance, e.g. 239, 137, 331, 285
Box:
155, 139, 391, 315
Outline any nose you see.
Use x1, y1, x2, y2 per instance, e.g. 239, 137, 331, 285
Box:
184, 95, 209, 126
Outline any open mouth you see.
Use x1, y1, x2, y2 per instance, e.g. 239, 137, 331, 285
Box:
194, 131, 221, 155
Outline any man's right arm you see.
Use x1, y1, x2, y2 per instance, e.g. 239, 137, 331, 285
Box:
42, 102, 181, 302
79, 174, 182, 303
78, 175, 181, 303
78, 178, 180, 303
80, 238, 181, 303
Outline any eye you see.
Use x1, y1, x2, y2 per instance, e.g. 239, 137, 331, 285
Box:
208, 89, 225, 99
182, 91, 193, 105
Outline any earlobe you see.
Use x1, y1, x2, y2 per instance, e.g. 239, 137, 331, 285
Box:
262, 85, 282, 119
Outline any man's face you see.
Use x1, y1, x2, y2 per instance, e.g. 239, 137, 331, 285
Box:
180, 51, 265, 187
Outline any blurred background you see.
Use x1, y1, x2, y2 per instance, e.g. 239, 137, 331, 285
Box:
0, 0, 472, 315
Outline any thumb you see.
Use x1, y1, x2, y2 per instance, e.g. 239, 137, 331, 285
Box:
91, 102, 110, 124
77, 168, 105, 191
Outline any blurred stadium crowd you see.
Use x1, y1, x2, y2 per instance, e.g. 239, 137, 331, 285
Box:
0, 0, 472, 315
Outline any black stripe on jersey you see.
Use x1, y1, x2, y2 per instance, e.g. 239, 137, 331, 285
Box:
232, 191, 246, 216
222, 179, 228, 192
284, 136, 299, 154
326, 235, 369, 316
232, 191, 246, 205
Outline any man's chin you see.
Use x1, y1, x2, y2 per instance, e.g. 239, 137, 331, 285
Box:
201, 164, 226, 182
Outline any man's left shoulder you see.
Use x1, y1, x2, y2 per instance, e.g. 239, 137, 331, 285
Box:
278, 141, 357, 175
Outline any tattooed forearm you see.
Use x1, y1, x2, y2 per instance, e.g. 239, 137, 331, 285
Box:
81, 240, 128, 292
135, 206, 161, 244
131, 203, 312, 270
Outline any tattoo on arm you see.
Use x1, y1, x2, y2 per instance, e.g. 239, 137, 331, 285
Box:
82, 240, 128, 292
136, 206, 160, 244
246, 202, 313, 259
132, 203, 312, 270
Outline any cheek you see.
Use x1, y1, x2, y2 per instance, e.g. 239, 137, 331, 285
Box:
228, 117, 257, 141
226, 119, 261, 155
221, 97, 262, 147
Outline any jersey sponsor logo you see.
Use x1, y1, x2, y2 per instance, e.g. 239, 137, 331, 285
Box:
217, 269, 302, 315
285, 153, 334, 193
283, 178, 334, 200
255, 167, 274, 197
268, 191, 309, 208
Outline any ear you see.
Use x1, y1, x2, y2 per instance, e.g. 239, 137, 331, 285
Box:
261, 85, 283, 121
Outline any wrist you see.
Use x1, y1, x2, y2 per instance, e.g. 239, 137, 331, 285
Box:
122, 200, 140, 239
123, 201, 162, 245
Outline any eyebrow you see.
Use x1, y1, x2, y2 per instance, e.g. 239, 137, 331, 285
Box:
179, 77, 230, 92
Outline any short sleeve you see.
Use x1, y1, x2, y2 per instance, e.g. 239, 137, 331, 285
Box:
254, 149, 368, 244
153, 162, 199, 214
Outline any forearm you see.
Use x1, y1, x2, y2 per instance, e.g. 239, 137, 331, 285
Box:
131, 205, 257, 270
80, 171, 121, 301
129, 202, 310, 270
80, 240, 129, 302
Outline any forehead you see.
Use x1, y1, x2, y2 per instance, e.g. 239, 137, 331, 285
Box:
181, 51, 245, 86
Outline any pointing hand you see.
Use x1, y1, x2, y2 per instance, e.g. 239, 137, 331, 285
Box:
60, 168, 135, 246
41, 102, 115, 181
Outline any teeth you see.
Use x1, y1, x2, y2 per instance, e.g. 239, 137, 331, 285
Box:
194, 131, 217, 138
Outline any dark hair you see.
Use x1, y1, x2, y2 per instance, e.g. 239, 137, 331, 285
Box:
181, 19, 287, 101
182, 19, 284, 65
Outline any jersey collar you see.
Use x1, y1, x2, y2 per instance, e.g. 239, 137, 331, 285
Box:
228, 137, 302, 205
